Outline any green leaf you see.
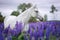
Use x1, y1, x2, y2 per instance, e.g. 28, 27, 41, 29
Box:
44, 14, 47, 21
11, 11, 20, 16
18, 3, 32, 12
18, 33, 24, 40
0, 12, 5, 22
49, 35, 56, 40
28, 16, 38, 23
12, 36, 18, 40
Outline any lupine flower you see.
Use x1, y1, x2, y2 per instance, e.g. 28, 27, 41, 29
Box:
0, 32, 4, 40
1, 21, 60, 40
45, 24, 52, 40
0, 23, 4, 32
29, 22, 45, 40
0, 23, 4, 40
3, 21, 23, 40
7, 34, 12, 40
51, 25, 56, 36
3, 25, 12, 40
55, 25, 60, 37
3, 25, 10, 37
36, 22, 44, 40
29, 23, 37, 40
11, 22, 22, 37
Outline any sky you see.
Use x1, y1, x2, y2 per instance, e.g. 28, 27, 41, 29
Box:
0, 0, 60, 17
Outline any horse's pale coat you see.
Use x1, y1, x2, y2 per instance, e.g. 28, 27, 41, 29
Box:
4, 5, 42, 31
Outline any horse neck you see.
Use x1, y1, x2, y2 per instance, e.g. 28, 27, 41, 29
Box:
17, 6, 35, 23
17, 6, 32, 18
17, 10, 31, 23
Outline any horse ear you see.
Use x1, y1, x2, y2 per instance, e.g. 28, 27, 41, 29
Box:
34, 5, 36, 8
32, 4, 36, 9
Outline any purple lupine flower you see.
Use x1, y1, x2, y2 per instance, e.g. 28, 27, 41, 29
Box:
51, 25, 56, 36
43, 22, 47, 30
3, 21, 23, 40
12, 22, 19, 36
29, 22, 37, 40
0, 23, 4, 32
11, 21, 22, 37
3, 25, 12, 40
29, 22, 45, 40
56, 25, 60, 32
7, 34, 12, 40
45, 24, 52, 40
54, 21, 60, 40
0, 23, 4, 40
55, 25, 60, 37
36, 22, 44, 40
3, 25, 11, 37
24, 33, 30, 40
29, 25, 35, 36
0, 26, 3, 32
0, 32, 4, 40
37, 22, 44, 37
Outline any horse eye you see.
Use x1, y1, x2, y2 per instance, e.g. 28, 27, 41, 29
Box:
35, 11, 38, 13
